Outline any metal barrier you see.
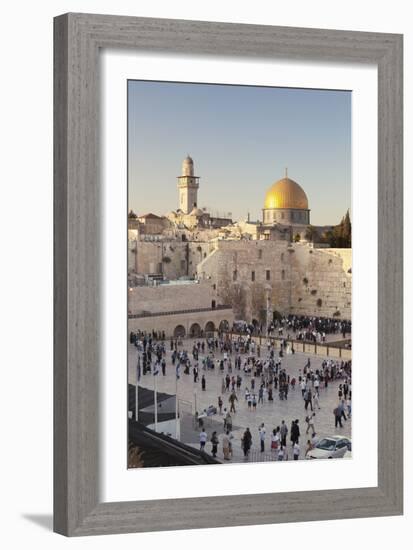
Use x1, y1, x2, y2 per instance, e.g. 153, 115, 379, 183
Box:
218, 331, 351, 359
245, 450, 279, 462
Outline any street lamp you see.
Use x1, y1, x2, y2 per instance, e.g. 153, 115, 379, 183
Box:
265, 284, 272, 337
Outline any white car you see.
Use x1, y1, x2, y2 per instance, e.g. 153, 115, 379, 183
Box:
306, 436, 351, 459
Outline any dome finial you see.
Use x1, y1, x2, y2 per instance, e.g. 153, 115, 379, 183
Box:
285, 167, 288, 178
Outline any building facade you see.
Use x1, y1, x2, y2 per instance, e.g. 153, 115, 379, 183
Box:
128, 157, 352, 326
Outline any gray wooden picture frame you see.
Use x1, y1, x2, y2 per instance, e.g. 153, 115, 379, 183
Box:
54, 13, 403, 536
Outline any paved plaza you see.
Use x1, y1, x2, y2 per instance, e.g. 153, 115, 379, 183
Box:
128, 337, 351, 463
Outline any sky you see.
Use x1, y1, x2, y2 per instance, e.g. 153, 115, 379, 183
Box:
128, 80, 351, 226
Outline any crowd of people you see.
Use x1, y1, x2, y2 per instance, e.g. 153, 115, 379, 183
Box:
231, 314, 351, 343
129, 330, 352, 462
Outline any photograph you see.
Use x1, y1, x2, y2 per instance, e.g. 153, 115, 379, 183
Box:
127, 80, 352, 467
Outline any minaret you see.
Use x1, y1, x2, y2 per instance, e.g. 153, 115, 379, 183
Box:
177, 155, 200, 214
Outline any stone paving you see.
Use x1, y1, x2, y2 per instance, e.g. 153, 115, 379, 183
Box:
128, 338, 351, 463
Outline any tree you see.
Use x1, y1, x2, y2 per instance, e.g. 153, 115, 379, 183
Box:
321, 210, 351, 248
332, 210, 351, 248
341, 209, 352, 247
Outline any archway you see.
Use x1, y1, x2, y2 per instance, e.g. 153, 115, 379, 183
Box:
205, 321, 215, 335
173, 325, 186, 338
189, 323, 201, 337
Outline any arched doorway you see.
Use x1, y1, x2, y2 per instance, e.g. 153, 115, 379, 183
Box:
189, 323, 201, 337
205, 321, 215, 335
173, 325, 186, 338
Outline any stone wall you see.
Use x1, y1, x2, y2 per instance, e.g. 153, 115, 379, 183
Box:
129, 235, 352, 322
197, 240, 352, 321
197, 240, 291, 321
128, 280, 219, 315
132, 240, 214, 279
289, 244, 352, 318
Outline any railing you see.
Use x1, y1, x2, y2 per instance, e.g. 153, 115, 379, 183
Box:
128, 305, 232, 319
218, 331, 351, 359
245, 450, 280, 462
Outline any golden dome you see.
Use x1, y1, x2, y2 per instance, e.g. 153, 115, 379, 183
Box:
264, 177, 308, 210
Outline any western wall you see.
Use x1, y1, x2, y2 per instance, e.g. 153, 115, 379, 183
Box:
196, 240, 352, 321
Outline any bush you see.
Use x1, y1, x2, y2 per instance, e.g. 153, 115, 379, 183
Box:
333, 310, 341, 317
162, 256, 171, 263
303, 277, 308, 285
316, 298, 322, 307
311, 289, 317, 295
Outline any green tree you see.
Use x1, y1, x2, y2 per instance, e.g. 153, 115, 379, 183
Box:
322, 210, 351, 248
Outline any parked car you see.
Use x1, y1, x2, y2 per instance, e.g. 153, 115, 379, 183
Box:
306, 436, 351, 459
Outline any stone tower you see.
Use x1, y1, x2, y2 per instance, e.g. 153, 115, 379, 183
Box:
177, 155, 200, 214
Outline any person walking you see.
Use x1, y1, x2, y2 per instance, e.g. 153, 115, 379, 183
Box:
277, 445, 285, 461
258, 423, 266, 452
210, 431, 219, 458
241, 428, 252, 458
339, 399, 347, 421
304, 389, 313, 411
313, 390, 321, 410
247, 393, 252, 411
201, 375, 206, 391
218, 395, 223, 414
305, 412, 316, 435
305, 439, 313, 457
229, 391, 238, 413
280, 420, 288, 447
222, 431, 231, 461
271, 428, 280, 451
252, 394, 257, 411
290, 419, 300, 446
293, 441, 300, 460
225, 411, 233, 432
334, 404, 343, 428
199, 429, 207, 452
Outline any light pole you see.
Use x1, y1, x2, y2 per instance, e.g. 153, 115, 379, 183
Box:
135, 355, 140, 422
265, 284, 272, 338
175, 364, 180, 440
